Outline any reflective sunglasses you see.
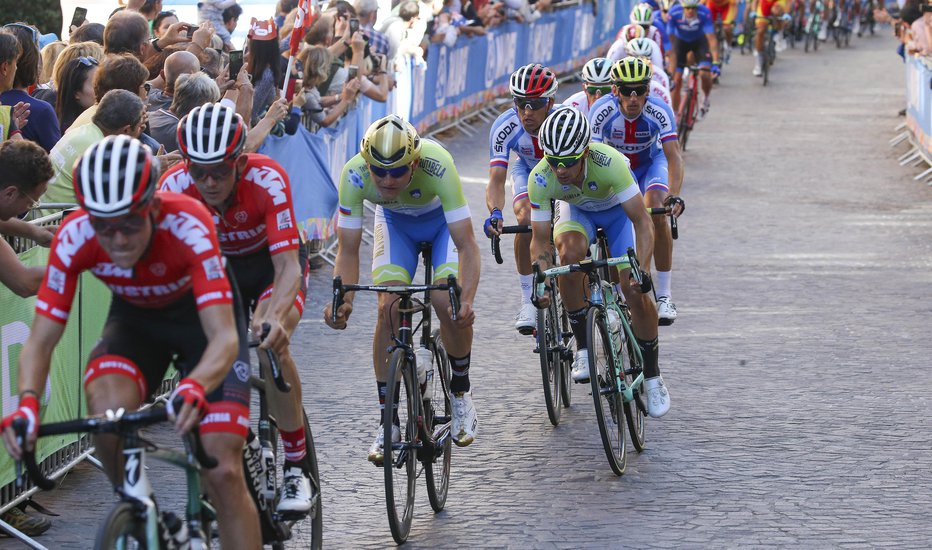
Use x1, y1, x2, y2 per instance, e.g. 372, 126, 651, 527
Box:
188, 161, 235, 180
77, 56, 98, 67
3, 23, 38, 45
615, 84, 650, 97
514, 97, 550, 111
90, 214, 148, 237
586, 85, 612, 95
545, 152, 585, 169
369, 164, 411, 178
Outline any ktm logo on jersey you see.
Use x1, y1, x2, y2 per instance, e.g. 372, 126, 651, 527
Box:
161, 169, 195, 192
55, 216, 95, 268
91, 263, 133, 278
245, 166, 287, 206
160, 212, 214, 254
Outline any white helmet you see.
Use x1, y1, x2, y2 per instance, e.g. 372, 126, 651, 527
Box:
539, 107, 591, 157
625, 37, 657, 59
630, 3, 654, 25
581, 58, 613, 85
74, 135, 158, 218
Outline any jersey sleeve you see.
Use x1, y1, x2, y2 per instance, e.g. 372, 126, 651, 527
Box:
428, 147, 471, 225
489, 111, 520, 168
182, 203, 235, 310
253, 159, 301, 255
606, 151, 642, 203
527, 161, 556, 223
606, 39, 627, 61
34, 215, 92, 323
702, 10, 715, 34
336, 156, 368, 230
588, 96, 616, 143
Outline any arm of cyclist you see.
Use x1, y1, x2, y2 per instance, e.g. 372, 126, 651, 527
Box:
253, 249, 301, 353
622, 194, 655, 289
1, 315, 66, 459
447, 218, 480, 328
484, 165, 508, 237
324, 226, 361, 329
663, 139, 686, 217
529, 220, 554, 308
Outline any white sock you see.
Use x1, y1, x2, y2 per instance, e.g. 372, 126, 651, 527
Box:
519, 274, 533, 304
655, 270, 672, 299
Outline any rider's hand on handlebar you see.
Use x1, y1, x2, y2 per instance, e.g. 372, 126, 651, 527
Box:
449, 301, 475, 329
483, 208, 503, 238
0, 394, 39, 460
168, 378, 208, 434
253, 317, 289, 354
711, 62, 721, 77
663, 194, 686, 218
629, 269, 653, 294
324, 301, 353, 329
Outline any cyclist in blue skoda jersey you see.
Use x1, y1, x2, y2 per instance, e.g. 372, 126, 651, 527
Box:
667, 0, 720, 116
589, 57, 685, 326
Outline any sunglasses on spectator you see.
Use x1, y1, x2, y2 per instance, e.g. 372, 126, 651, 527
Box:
615, 84, 650, 97
545, 152, 585, 169
369, 164, 411, 178
586, 85, 612, 95
3, 23, 38, 45
90, 213, 149, 237
77, 56, 98, 66
188, 161, 236, 180
19, 188, 40, 210
514, 97, 550, 111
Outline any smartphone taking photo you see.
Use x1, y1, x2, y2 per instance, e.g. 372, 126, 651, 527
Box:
70, 7, 88, 29
349, 18, 360, 35
186, 24, 199, 38
228, 49, 244, 78
347, 64, 358, 79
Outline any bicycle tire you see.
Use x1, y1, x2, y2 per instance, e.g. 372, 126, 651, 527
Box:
303, 411, 323, 550
558, 293, 573, 407
586, 307, 627, 476
425, 329, 452, 513
804, 29, 811, 52
384, 347, 417, 544
762, 49, 770, 86
618, 308, 646, 452
537, 281, 562, 426
94, 501, 150, 550
678, 83, 694, 151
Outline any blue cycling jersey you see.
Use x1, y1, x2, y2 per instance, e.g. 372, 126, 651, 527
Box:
667, 4, 715, 42
589, 94, 678, 171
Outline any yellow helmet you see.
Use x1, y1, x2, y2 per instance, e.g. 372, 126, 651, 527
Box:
610, 57, 652, 85
359, 115, 421, 169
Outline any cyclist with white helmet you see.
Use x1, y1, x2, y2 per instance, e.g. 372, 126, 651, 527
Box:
623, 36, 667, 78
667, 0, 720, 116
528, 107, 671, 418
624, 40, 674, 108
566, 58, 614, 118
607, 23, 647, 66
589, 58, 685, 327
161, 103, 315, 515
1, 136, 262, 547
485, 64, 561, 335
325, 115, 481, 455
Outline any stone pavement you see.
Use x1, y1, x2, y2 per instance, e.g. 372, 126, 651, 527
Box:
7, 32, 932, 549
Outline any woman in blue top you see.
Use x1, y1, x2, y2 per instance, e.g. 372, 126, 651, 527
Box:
0, 23, 61, 152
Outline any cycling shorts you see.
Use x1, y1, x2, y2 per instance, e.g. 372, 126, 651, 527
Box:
227, 244, 309, 317
85, 291, 251, 438
510, 163, 531, 205
371, 205, 458, 284
757, 0, 787, 18
633, 156, 670, 194
553, 202, 635, 266
674, 35, 713, 71
707, 0, 738, 24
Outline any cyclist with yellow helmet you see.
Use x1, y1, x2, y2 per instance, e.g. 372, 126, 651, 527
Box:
324, 115, 481, 458
589, 57, 685, 327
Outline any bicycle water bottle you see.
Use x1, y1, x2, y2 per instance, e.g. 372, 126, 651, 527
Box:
259, 440, 276, 501
414, 347, 435, 400
606, 308, 623, 351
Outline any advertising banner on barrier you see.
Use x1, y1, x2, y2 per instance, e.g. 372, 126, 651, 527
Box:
906, 55, 932, 154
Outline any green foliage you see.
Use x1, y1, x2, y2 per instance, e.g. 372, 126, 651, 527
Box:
0, 0, 64, 37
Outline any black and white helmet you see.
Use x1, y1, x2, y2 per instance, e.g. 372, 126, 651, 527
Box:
539, 107, 591, 157
581, 58, 613, 85
73, 135, 157, 218
177, 103, 248, 165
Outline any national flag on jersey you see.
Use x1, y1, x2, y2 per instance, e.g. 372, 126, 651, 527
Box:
290, 0, 315, 56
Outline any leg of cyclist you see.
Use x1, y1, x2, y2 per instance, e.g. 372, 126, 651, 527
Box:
671, 37, 686, 113
512, 179, 536, 335
84, 372, 145, 487
698, 40, 714, 117
201, 431, 261, 547
754, 4, 769, 75
552, 204, 596, 383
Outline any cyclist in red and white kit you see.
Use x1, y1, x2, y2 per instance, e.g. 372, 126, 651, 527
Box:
565, 58, 615, 119
160, 103, 313, 515
0, 135, 261, 548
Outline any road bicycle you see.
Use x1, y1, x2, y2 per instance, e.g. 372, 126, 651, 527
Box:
532, 232, 650, 476
677, 64, 701, 150
805, 0, 824, 52
491, 223, 574, 426
857, 0, 875, 36
331, 243, 457, 544
831, 0, 853, 47
761, 16, 780, 85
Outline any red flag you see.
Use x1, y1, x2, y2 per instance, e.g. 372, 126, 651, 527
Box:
290, 0, 315, 56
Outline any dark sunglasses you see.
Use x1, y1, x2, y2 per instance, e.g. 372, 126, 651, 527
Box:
616, 85, 650, 97
3, 23, 38, 45
370, 164, 411, 178
90, 214, 148, 237
188, 161, 235, 180
514, 97, 550, 111
77, 56, 98, 67
545, 152, 585, 169
586, 85, 612, 95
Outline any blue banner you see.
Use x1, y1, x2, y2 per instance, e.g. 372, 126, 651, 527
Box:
905, 55, 932, 156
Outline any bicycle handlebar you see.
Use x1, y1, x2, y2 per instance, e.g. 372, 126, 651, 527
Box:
248, 323, 291, 393
490, 221, 532, 264
532, 247, 648, 300
647, 206, 679, 240
13, 407, 217, 491
333, 275, 462, 321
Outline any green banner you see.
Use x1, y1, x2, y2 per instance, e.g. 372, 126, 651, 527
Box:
0, 246, 111, 488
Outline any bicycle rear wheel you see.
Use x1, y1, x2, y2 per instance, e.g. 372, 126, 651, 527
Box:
95, 502, 149, 550
678, 83, 695, 151
384, 348, 417, 544
302, 411, 323, 550
537, 283, 563, 426
586, 307, 627, 476
425, 330, 452, 513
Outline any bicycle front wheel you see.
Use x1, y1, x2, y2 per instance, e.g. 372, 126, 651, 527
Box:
558, 292, 574, 407
425, 330, 452, 513
537, 286, 563, 426
619, 310, 646, 452
586, 307, 627, 476
383, 348, 417, 544
95, 502, 149, 550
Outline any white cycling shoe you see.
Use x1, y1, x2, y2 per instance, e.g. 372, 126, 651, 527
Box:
514, 302, 537, 335
657, 296, 678, 326
571, 349, 590, 383
752, 58, 763, 77
644, 376, 671, 418
451, 391, 478, 447
277, 466, 313, 515
368, 423, 401, 463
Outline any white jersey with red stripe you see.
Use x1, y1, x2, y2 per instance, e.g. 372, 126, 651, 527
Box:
651, 79, 672, 108
565, 91, 591, 118
652, 64, 670, 89
607, 37, 666, 70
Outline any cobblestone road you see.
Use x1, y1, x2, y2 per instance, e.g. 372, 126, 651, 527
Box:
7, 33, 932, 549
